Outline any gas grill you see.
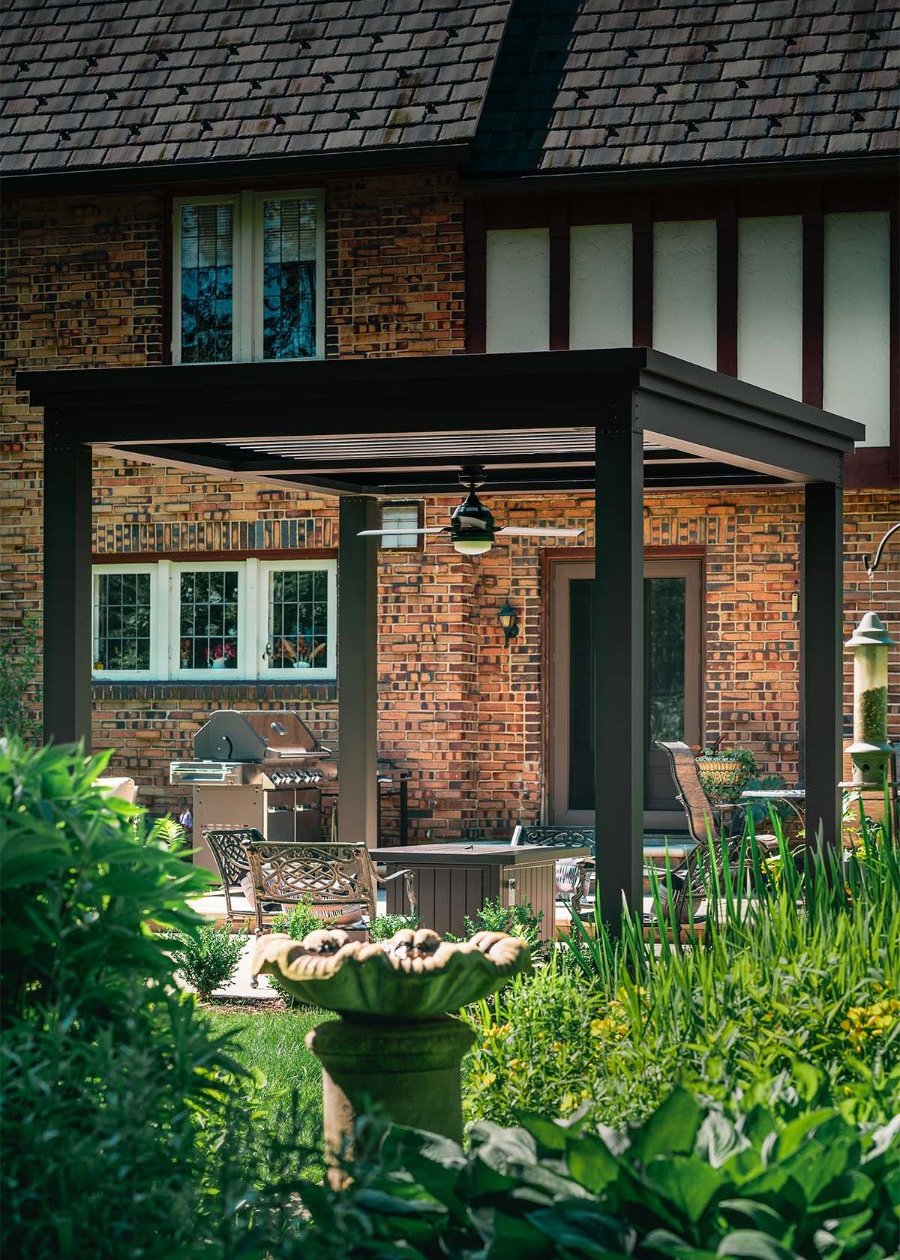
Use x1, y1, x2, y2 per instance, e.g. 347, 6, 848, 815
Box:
170, 710, 407, 872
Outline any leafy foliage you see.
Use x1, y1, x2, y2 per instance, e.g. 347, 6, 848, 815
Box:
466, 817, 900, 1130
462, 895, 544, 946
168, 923, 248, 1000
266, 897, 334, 1003
0, 614, 41, 744
369, 912, 422, 941
242, 1092, 899, 1258
0, 736, 243, 1259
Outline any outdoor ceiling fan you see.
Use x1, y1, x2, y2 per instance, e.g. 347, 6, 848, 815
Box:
358, 466, 584, 555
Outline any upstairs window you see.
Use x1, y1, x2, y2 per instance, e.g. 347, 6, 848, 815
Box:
172, 190, 324, 364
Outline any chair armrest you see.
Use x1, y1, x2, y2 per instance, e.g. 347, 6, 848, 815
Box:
376, 867, 413, 884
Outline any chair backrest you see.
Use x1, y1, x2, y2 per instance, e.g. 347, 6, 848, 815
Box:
514, 825, 596, 857
656, 742, 716, 846
204, 827, 257, 889
243, 840, 378, 922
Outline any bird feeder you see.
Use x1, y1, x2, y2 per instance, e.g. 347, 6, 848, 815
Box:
845, 611, 895, 788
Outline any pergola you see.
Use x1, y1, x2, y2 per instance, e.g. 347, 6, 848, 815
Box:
21, 348, 862, 925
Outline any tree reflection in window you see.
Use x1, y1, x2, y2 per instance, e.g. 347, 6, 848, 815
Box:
95, 573, 151, 670
646, 576, 686, 742
262, 198, 316, 359
180, 204, 233, 363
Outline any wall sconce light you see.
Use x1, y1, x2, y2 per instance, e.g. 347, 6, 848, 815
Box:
497, 600, 519, 644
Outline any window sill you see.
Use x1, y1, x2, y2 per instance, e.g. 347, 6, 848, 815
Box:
92, 679, 337, 702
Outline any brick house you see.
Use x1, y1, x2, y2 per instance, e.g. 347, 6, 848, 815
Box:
3, 2, 898, 859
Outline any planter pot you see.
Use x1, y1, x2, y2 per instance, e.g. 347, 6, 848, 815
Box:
292, 660, 311, 669
695, 756, 751, 802
306, 1014, 475, 1182
210, 657, 228, 669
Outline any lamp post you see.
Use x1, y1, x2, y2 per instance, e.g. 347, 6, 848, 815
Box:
846, 611, 895, 788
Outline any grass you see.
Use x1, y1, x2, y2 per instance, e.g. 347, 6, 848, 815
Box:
202, 1005, 331, 1114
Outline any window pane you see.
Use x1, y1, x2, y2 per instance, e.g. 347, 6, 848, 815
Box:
262, 198, 317, 360
180, 203, 234, 364
178, 570, 238, 669
646, 577, 686, 743
268, 568, 330, 668
95, 572, 151, 671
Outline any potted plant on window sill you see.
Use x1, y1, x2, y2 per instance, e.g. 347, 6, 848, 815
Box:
694, 740, 758, 804
207, 643, 236, 670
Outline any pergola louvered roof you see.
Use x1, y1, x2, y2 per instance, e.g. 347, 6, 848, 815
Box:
20, 348, 862, 495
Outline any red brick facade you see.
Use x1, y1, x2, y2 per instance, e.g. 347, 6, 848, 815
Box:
2, 171, 898, 836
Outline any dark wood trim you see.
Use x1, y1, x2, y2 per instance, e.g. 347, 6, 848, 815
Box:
3, 145, 471, 198
464, 198, 487, 354
891, 201, 900, 484
570, 191, 635, 226
161, 189, 173, 366
483, 196, 553, 229
802, 482, 843, 856
717, 192, 738, 377
802, 186, 824, 407
548, 201, 570, 351
91, 548, 338, 564
632, 195, 653, 348
844, 448, 897, 490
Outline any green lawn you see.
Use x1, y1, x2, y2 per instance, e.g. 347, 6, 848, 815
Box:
203, 1005, 331, 1117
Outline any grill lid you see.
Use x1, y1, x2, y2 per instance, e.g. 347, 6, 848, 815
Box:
194, 710, 318, 762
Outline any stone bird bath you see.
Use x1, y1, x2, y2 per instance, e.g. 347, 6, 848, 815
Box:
252, 927, 529, 1168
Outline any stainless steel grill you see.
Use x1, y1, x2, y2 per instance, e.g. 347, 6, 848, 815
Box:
170, 709, 406, 872
171, 710, 333, 873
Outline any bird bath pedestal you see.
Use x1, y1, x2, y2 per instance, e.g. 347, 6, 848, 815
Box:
252, 928, 529, 1174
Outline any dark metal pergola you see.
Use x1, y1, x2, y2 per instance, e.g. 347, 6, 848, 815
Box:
20, 348, 863, 926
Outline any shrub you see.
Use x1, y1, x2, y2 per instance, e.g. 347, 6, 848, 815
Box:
368, 912, 421, 941
168, 923, 248, 1000
463, 895, 543, 946
0, 736, 242, 1259
266, 898, 333, 1004
0, 614, 40, 744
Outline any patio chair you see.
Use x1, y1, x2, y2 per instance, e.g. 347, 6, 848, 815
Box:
655, 741, 776, 926
511, 824, 596, 911
243, 835, 415, 936
204, 827, 256, 926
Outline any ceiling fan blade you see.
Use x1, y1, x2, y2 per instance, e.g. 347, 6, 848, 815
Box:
357, 526, 446, 536
497, 527, 585, 538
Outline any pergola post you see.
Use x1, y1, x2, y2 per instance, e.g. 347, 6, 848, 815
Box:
802, 481, 844, 855
338, 496, 379, 847
594, 393, 644, 928
43, 427, 93, 748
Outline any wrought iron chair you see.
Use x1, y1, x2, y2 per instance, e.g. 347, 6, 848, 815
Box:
204, 827, 256, 926
242, 834, 415, 936
655, 741, 776, 925
511, 824, 596, 912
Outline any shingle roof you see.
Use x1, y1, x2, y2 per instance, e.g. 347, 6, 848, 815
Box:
469, 0, 900, 176
1, 0, 512, 176
3, 0, 897, 182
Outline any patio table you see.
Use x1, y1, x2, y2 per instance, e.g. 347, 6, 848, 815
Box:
741, 788, 805, 824
370, 842, 589, 943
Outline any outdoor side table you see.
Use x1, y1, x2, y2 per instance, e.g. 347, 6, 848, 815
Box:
741, 788, 806, 825
369, 842, 589, 943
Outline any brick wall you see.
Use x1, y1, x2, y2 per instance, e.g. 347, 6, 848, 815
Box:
3, 175, 898, 837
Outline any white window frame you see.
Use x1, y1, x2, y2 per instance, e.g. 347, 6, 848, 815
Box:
258, 559, 337, 681
171, 189, 325, 365
91, 559, 337, 682
169, 561, 249, 680
92, 564, 163, 681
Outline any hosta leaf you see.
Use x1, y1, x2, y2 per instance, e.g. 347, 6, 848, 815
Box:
696, 1112, 752, 1170
718, 1199, 788, 1236
715, 1231, 801, 1259
630, 1089, 702, 1164
566, 1132, 620, 1195
516, 1111, 572, 1153
527, 1202, 636, 1257
644, 1157, 727, 1225
641, 1229, 720, 1259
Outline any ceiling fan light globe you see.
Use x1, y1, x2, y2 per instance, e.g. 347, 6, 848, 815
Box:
452, 537, 493, 555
